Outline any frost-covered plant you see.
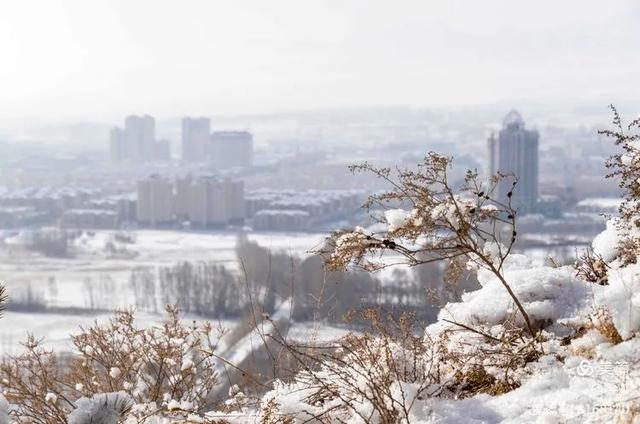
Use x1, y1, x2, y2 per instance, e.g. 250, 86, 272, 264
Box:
321, 153, 536, 338
600, 104, 640, 264
575, 249, 609, 285
0, 306, 220, 422
244, 121, 640, 423
0, 334, 71, 422
263, 310, 440, 423
68, 306, 220, 418
262, 309, 536, 423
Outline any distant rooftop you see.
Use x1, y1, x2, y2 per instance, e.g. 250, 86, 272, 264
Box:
502, 110, 525, 128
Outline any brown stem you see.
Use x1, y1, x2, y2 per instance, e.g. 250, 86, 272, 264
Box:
484, 259, 537, 339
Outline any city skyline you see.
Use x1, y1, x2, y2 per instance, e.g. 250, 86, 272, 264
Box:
110, 113, 254, 165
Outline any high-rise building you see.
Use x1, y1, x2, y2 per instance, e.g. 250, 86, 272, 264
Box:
227, 179, 245, 222
174, 175, 244, 227
188, 177, 226, 226
488, 110, 539, 214
136, 175, 174, 227
109, 115, 170, 162
209, 131, 253, 169
125, 115, 156, 160
181, 117, 211, 163
174, 175, 193, 219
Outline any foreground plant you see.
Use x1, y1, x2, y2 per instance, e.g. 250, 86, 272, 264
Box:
245, 113, 640, 423
259, 308, 538, 423
0, 306, 220, 423
321, 153, 536, 338
598, 104, 640, 265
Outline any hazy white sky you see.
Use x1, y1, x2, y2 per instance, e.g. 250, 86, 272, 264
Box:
0, 0, 638, 120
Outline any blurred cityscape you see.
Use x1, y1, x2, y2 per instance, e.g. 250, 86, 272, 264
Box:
0, 105, 621, 247
0, 102, 627, 348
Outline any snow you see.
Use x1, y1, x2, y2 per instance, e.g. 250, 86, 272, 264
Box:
435, 254, 591, 332
254, 209, 310, 217
109, 367, 121, 379
68, 392, 132, 424
384, 209, 409, 231
0, 310, 162, 355
0, 229, 326, 310
592, 219, 622, 261
180, 358, 194, 371
5, 216, 640, 422
595, 263, 640, 339
207, 218, 640, 423
166, 399, 181, 411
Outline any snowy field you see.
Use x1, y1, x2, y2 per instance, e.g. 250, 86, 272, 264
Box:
0, 229, 329, 355
0, 228, 580, 356
0, 229, 326, 309
0, 309, 351, 356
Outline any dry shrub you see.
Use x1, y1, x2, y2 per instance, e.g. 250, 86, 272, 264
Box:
590, 306, 623, 345
319, 153, 537, 340
259, 398, 293, 424
248, 153, 551, 422
617, 402, 640, 424
0, 334, 70, 423
575, 250, 609, 285
259, 309, 439, 423
600, 105, 640, 264
438, 316, 539, 398
0, 306, 221, 423
615, 237, 640, 267
259, 309, 538, 423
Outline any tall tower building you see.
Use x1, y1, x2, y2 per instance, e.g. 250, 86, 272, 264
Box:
488, 110, 539, 214
125, 115, 156, 160
182, 117, 211, 162
109, 115, 169, 162
174, 174, 193, 219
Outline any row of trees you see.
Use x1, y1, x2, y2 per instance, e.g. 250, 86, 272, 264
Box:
127, 235, 475, 324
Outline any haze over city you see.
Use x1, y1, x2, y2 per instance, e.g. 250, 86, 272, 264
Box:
0, 1, 637, 422
0, 0, 638, 123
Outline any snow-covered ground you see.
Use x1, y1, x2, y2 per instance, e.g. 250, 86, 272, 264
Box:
0, 310, 182, 355
0, 309, 350, 356
0, 229, 325, 309
0, 229, 339, 355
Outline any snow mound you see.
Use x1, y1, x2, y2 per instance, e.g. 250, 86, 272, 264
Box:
596, 262, 640, 339
592, 219, 623, 262
434, 262, 591, 332
68, 392, 133, 424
